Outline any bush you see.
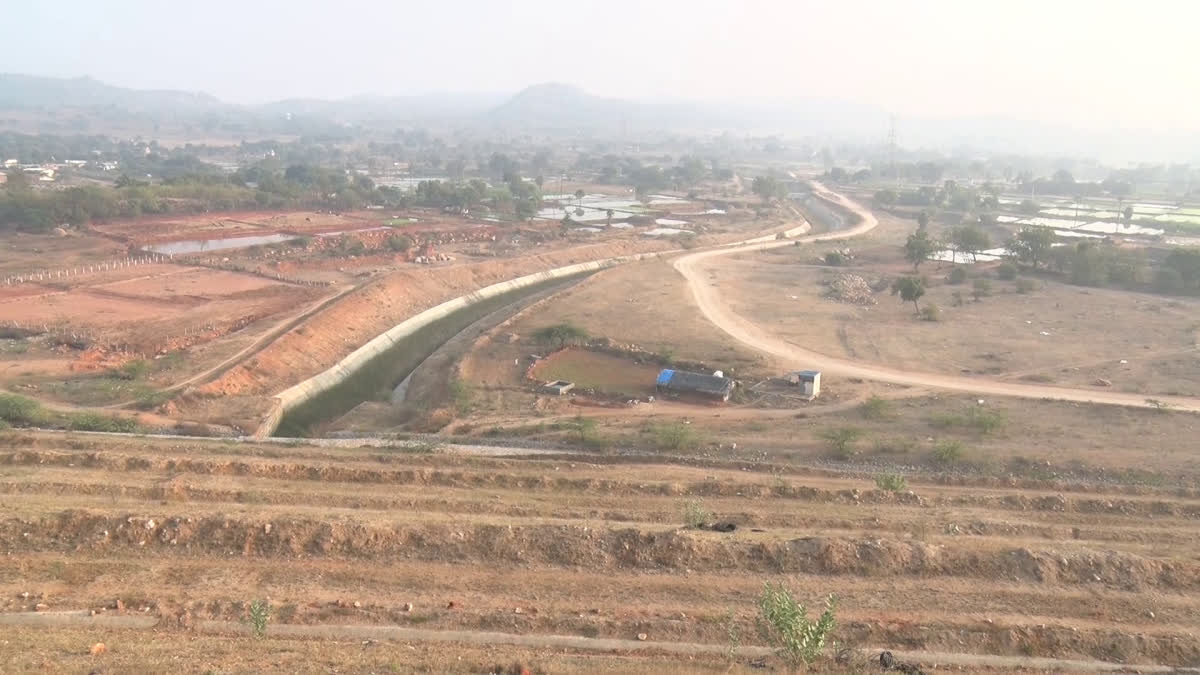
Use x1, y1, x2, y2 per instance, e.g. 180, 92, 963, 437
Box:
387, 234, 413, 252
68, 413, 140, 433
931, 440, 966, 464
652, 421, 702, 450
947, 267, 967, 284
824, 251, 846, 266
112, 359, 150, 381
248, 599, 270, 638
448, 379, 474, 415
819, 427, 862, 459
972, 278, 992, 300
951, 290, 965, 307
1015, 278, 1036, 294
682, 498, 712, 528
929, 405, 1005, 435
534, 322, 588, 349
874, 473, 907, 491
0, 394, 44, 426
858, 395, 891, 420
757, 584, 837, 667
996, 262, 1018, 280
134, 390, 171, 411
920, 303, 940, 321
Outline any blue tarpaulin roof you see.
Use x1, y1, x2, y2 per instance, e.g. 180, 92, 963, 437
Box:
656, 369, 676, 386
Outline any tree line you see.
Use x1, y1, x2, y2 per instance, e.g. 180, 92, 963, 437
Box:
904, 220, 1200, 296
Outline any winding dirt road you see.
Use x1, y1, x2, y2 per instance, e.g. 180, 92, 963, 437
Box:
675, 183, 1200, 413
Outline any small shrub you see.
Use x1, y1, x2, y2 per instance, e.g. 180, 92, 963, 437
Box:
0, 393, 44, 426
68, 413, 140, 433
824, 251, 846, 266
757, 584, 837, 666
931, 440, 966, 464
819, 427, 862, 459
682, 498, 712, 528
1015, 278, 1036, 294
112, 359, 150, 381
858, 396, 891, 420
872, 437, 916, 455
996, 262, 1018, 280
653, 421, 702, 450
972, 278, 992, 300
387, 234, 413, 252
248, 599, 270, 637
951, 290, 965, 307
448, 379, 474, 415
947, 267, 966, 284
533, 322, 588, 349
920, 303, 940, 321
874, 473, 907, 491
134, 390, 171, 411
965, 406, 1005, 434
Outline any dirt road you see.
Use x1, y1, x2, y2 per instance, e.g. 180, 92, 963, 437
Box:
675, 183, 1200, 413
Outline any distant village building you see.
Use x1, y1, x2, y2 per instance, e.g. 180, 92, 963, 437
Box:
656, 369, 735, 402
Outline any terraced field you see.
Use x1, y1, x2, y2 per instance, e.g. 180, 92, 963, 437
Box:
2, 431, 1198, 672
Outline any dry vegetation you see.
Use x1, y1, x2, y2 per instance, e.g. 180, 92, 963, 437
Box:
0, 430, 1197, 672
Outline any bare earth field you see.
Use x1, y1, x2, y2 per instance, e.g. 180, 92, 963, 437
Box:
1, 431, 1198, 672
715, 244, 1200, 397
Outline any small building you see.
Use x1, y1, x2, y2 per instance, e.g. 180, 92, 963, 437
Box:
656, 369, 735, 402
786, 370, 822, 399
541, 380, 575, 395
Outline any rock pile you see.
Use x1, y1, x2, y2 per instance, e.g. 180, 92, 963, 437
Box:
828, 274, 876, 305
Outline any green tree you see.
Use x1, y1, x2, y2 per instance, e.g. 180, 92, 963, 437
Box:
950, 225, 991, 262
534, 322, 588, 349
1123, 205, 1134, 223
904, 228, 937, 271
917, 210, 930, 229
891, 276, 926, 313
4, 168, 30, 192
751, 175, 785, 204
1006, 227, 1056, 270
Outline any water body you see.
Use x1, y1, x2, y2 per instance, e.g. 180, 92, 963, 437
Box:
143, 233, 300, 255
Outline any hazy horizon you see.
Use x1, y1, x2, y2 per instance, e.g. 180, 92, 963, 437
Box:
3, 0, 1199, 136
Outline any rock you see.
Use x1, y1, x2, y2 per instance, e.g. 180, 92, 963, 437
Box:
263, 523, 272, 535
89, 643, 107, 656
514, 607, 523, 614
35, 603, 49, 611
353, 601, 361, 609
403, 603, 413, 612
19, 591, 29, 599
1148, 610, 1156, 619
636, 633, 648, 641
1094, 378, 1112, 387
447, 601, 457, 610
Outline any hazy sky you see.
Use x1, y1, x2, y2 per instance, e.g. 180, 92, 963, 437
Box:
4, 0, 1198, 132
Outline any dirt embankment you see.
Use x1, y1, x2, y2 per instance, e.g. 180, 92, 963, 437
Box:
183, 240, 671, 405
6, 510, 1199, 594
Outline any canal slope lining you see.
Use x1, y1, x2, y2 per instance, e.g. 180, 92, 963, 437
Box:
252, 222, 811, 438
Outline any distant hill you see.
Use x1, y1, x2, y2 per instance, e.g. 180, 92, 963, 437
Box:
486, 82, 890, 137
0, 73, 223, 112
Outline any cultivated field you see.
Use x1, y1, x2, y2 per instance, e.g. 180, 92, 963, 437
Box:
1, 430, 1198, 673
